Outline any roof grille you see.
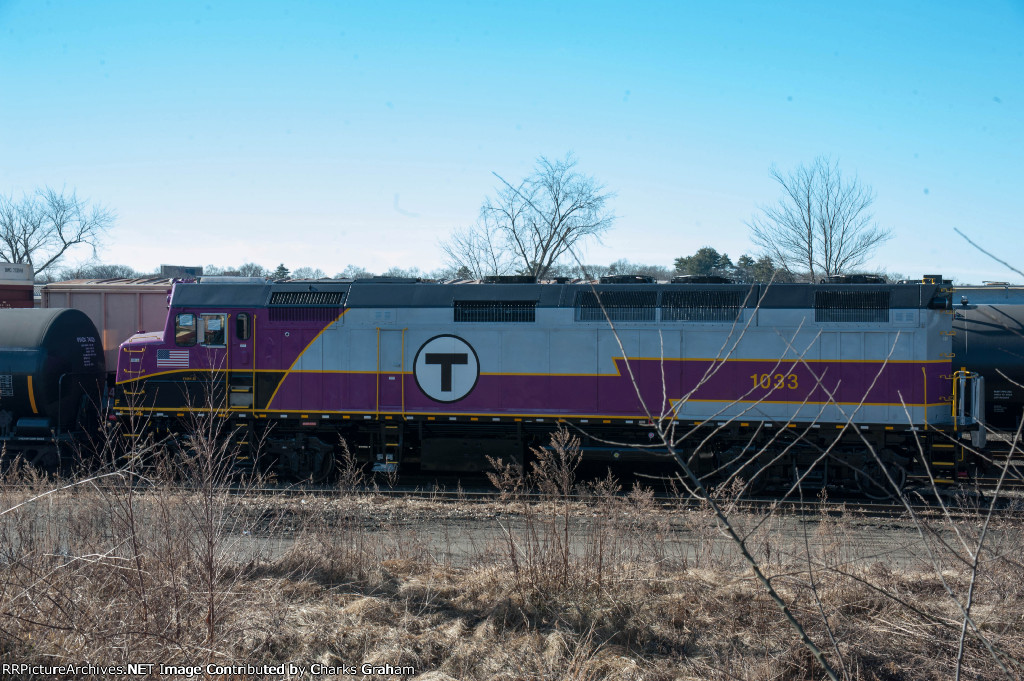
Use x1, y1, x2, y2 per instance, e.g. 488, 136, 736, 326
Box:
269, 291, 346, 306
454, 300, 536, 323
574, 290, 657, 322
661, 290, 745, 321
814, 290, 890, 323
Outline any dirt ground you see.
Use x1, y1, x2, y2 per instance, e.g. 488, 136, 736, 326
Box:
1, 473, 1022, 680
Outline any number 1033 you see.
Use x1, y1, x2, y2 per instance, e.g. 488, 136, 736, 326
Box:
750, 373, 798, 390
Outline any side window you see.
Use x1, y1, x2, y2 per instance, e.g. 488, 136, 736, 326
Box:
236, 313, 250, 341
175, 313, 196, 346
200, 314, 226, 347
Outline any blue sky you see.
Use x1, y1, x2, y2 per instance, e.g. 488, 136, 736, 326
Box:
1, 1, 1020, 283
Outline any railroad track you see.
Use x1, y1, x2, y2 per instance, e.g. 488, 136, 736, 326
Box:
212, 478, 1024, 521
6, 467, 1022, 522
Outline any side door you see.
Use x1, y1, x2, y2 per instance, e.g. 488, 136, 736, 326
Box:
377, 328, 405, 413
195, 312, 228, 408
228, 312, 254, 409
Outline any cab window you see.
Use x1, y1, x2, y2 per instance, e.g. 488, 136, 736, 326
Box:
236, 312, 250, 341
175, 313, 196, 346
199, 314, 226, 347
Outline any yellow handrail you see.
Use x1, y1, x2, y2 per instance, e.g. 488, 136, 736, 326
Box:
375, 327, 381, 417
922, 366, 928, 428
401, 327, 407, 418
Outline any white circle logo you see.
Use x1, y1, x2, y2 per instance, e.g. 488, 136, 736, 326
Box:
413, 335, 480, 403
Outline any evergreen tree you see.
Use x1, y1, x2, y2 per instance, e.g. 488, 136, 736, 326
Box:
673, 247, 733, 277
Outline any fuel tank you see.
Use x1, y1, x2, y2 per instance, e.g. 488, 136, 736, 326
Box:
0, 308, 105, 435
953, 286, 1024, 430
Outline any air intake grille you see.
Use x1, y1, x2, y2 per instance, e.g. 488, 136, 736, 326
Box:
814, 290, 890, 323
574, 291, 657, 321
268, 307, 341, 323
269, 291, 346, 305
661, 290, 744, 322
454, 300, 536, 322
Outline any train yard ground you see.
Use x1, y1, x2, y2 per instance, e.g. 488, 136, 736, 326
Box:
1, 461, 1022, 680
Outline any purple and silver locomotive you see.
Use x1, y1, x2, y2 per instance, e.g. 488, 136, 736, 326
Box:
113, 276, 982, 493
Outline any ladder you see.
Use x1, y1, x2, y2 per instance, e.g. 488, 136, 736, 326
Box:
372, 422, 403, 473
227, 371, 254, 408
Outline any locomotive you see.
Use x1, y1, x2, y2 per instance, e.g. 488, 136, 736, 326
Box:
97, 274, 990, 495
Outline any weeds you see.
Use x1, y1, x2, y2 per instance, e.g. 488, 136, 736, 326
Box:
0, 424, 1021, 679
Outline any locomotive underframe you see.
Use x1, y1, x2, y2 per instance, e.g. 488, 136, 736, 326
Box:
111, 405, 974, 496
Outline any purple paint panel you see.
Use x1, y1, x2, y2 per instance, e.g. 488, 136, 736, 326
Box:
499, 373, 551, 412
548, 375, 596, 414
265, 359, 951, 418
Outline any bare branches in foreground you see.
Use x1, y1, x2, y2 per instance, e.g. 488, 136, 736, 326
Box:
1, 425, 1022, 679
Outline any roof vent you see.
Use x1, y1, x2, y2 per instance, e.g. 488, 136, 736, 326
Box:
823, 274, 886, 284
483, 275, 538, 284
599, 275, 655, 284
671, 275, 734, 284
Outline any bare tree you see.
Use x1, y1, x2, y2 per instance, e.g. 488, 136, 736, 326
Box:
440, 224, 516, 279
56, 263, 139, 280
442, 154, 615, 279
291, 266, 326, 279
333, 264, 375, 280
748, 156, 891, 280
0, 187, 115, 277
237, 262, 268, 278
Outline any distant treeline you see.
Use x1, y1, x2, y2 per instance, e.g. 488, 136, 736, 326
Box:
36, 249, 902, 284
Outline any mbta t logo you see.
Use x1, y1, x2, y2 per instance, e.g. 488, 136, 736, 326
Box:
413, 335, 480, 403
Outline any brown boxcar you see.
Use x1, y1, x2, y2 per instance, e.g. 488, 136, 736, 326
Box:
0, 262, 34, 309
41, 278, 173, 376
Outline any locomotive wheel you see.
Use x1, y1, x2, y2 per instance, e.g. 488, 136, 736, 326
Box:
297, 437, 336, 483
309, 448, 336, 483
269, 435, 336, 482
856, 459, 906, 500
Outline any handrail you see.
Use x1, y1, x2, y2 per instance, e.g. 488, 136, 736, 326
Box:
375, 327, 381, 417
401, 327, 407, 418
225, 313, 231, 412
251, 312, 257, 416
922, 366, 928, 428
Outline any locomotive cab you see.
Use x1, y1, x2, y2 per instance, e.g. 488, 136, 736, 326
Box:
115, 309, 237, 411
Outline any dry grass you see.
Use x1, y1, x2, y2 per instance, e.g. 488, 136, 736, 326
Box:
0, 430, 1022, 680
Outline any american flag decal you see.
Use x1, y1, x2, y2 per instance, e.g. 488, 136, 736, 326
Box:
156, 349, 190, 368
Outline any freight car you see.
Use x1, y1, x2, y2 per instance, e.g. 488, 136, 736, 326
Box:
0, 308, 106, 468
0, 262, 34, 309
112, 276, 985, 494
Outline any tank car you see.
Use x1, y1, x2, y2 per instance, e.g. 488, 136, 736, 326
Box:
0, 308, 106, 468
112, 276, 983, 494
